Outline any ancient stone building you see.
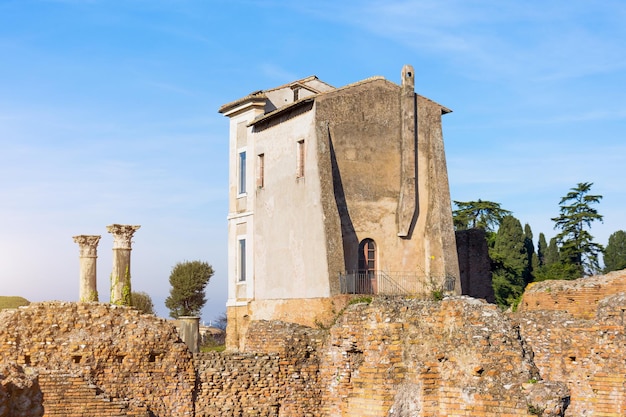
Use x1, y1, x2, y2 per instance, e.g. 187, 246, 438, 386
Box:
219, 65, 460, 349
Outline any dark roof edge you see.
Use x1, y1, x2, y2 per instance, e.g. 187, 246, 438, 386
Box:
248, 97, 315, 127
218, 92, 266, 115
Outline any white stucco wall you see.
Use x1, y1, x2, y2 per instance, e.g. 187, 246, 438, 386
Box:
225, 104, 263, 308
252, 107, 331, 299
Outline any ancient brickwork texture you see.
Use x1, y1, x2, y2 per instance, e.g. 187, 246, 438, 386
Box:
317, 297, 567, 417
0, 302, 195, 417
196, 298, 568, 417
515, 272, 626, 417
37, 371, 150, 417
518, 269, 626, 318
0, 363, 43, 417
195, 321, 325, 417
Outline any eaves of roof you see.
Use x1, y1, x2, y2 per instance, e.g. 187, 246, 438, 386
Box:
219, 75, 334, 115
218, 91, 266, 115
231, 73, 451, 122
247, 77, 388, 126
248, 97, 315, 127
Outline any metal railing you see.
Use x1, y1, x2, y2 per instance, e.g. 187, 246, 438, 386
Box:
339, 270, 456, 296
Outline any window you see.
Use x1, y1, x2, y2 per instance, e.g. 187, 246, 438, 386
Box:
238, 151, 246, 194
296, 139, 305, 178
257, 153, 265, 189
238, 238, 246, 282
358, 239, 377, 273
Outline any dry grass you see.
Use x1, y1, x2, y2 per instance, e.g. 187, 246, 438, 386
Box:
0, 296, 30, 310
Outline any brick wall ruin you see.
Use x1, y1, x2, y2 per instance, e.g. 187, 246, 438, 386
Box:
316, 297, 568, 417
193, 299, 569, 417
0, 363, 43, 417
2, 270, 626, 416
515, 270, 626, 416
0, 302, 194, 417
517, 269, 626, 318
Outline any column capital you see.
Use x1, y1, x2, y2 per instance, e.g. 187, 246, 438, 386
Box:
106, 224, 141, 249
72, 235, 101, 257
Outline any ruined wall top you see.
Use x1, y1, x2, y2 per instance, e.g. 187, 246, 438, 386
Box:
0, 302, 194, 416
106, 224, 141, 249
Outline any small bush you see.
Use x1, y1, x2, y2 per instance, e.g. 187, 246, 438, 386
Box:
527, 404, 545, 416
431, 290, 444, 301
349, 296, 372, 305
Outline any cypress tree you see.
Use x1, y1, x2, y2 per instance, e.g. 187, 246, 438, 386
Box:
604, 230, 626, 273
537, 233, 548, 266
490, 215, 527, 307
545, 237, 560, 266
523, 223, 535, 284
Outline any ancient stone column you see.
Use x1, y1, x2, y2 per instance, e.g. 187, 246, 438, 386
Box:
107, 224, 140, 306
174, 316, 200, 354
72, 235, 101, 302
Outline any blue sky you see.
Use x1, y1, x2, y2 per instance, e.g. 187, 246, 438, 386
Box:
1, 0, 624, 321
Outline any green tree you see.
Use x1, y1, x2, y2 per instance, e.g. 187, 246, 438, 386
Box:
490, 215, 527, 307
165, 260, 214, 318
131, 291, 155, 315
537, 233, 548, 267
523, 223, 536, 284
452, 200, 512, 232
534, 236, 581, 281
604, 230, 626, 273
551, 182, 604, 276
545, 237, 560, 266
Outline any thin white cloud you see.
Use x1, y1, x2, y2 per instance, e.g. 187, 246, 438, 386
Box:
258, 63, 300, 84
292, 0, 626, 83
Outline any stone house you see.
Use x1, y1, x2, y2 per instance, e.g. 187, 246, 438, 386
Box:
219, 65, 460, 349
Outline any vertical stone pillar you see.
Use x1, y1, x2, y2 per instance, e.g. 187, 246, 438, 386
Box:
106, 224, 140, 306
175, 316, 200, 354
397, 64, 418, 237
72, 235, 101, 302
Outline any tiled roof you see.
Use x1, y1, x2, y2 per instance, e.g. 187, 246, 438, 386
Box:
218, 75, 333, 114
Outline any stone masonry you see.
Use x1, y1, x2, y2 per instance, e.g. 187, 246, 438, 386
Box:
3, 270, 626, 416
195, 299, 569, 417
0, 302, 194, 417
0, 363, 43, 417
515, 269, 626, 416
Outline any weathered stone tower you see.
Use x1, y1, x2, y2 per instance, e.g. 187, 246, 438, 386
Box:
106, 224, 140, 306
72, 234, 101, 302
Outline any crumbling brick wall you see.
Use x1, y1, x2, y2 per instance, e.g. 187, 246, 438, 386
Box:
517, 269, 626, 318
0, 302, 195, 417
0, 363, 43, 417
194, 321, 325, 417
9, 272, 626, 417
515, 270, 626, 416
317, 297, 567, 417
194, 298, 569, 417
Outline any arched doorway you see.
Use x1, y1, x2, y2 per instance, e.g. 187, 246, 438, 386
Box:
358, 239, 377, 293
